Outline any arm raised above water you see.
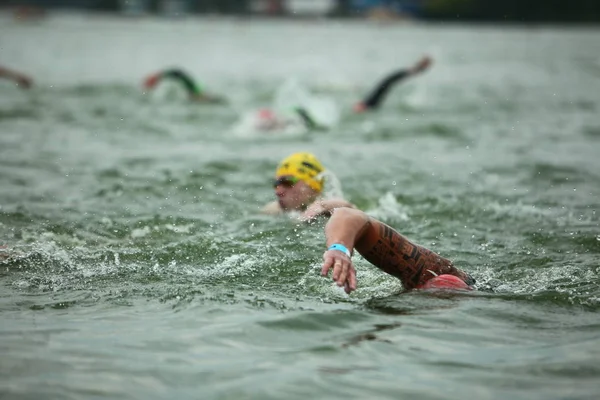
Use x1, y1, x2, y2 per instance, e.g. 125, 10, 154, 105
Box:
354, 55, 432, 112
0, 65, 32, 89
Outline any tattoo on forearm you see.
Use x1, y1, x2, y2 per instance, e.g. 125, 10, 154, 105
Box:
362, 223, 456, 288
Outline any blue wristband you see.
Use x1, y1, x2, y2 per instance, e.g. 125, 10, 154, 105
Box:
328, 243, 351, 257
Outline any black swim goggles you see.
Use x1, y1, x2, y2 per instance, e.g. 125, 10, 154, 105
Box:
272, 176, 299, 188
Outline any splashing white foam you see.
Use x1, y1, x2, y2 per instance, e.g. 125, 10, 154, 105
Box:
365, 192, 410, 222
318, 169, 345, 200
230, 78, 340, 138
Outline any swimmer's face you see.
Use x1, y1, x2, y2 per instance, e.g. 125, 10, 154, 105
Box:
273, 175, 318, 211
255, 108, 282, 131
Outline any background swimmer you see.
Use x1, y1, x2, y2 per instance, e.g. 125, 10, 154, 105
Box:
353, 55, 432, 112
0, 65, 33, 89
143, 68, 225, 104
238, 56, 433, 134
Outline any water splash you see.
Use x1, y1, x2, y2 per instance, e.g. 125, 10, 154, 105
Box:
365, 192, 410, 222
318, 169, 345, 200
230, 78, 341, 137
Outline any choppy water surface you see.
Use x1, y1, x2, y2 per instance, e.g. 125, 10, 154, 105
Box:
1, 13, 600, 400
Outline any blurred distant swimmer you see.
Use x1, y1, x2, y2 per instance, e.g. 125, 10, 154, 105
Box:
320, 207, 476, 294
13, 5, 47, 21
251, 106, 326, 132
262, 152, 355, 222
0, 245, 8, 261
353, 55, 432, 113
0, 65, 33, 89
246, 56, 432, 133
143, 68, 225, 104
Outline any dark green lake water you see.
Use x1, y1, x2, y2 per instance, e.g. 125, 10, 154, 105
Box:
1, 13, 599, 400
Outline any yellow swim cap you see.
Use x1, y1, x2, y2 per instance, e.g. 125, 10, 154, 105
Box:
275, 152, 325, 192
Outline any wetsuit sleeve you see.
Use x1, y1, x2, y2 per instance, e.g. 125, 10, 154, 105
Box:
294, 107, 320, 130
360, 69, 411, 109
162, 69, 203, 96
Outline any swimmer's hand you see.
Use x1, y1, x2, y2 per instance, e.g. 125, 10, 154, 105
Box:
299, 200, 355, 223
321, 249, 357, 294
411, 56, 432, 75
299, 201, 328, 223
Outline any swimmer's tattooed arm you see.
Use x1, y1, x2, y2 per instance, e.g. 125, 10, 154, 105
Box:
357, 220, 463, 289
322, 207, 473, 291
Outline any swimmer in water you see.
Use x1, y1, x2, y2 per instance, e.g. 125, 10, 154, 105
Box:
320, 207, 476, 294
251, 55, 433, 132
262, 152, 355, 222
143, 68, 225, 104
0, 245, 9, 261
353, 55, 432, 113
252, 106, 326, 132
0, 65, 33, 89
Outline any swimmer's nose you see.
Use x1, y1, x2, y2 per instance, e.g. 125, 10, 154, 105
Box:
275, 185, 287, 197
